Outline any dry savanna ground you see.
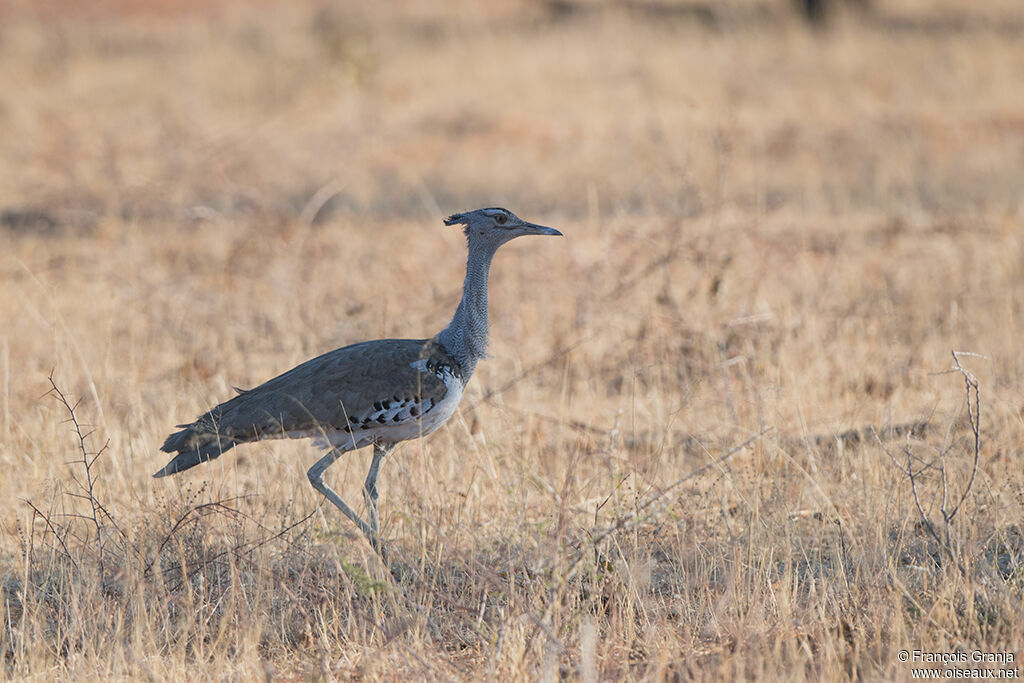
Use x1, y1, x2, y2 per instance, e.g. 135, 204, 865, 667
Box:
1, 0, 1023, 679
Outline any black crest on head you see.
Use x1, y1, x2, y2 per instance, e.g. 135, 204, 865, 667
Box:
443, 208, 510, 226
443, 208, 516, 238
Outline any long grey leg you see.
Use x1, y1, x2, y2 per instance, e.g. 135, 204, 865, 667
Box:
307, 447, 386, 559
362, 442, 394, 537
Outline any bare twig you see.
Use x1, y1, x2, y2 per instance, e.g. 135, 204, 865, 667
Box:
879, 351, 984, 576
45, 373, 113, 578
902, 436, 955, 570
567, 427, 773, 582
947, 350, 981, 523
24, 499, 79, 573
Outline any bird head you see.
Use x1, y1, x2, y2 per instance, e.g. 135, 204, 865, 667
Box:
443, 208, 562, 245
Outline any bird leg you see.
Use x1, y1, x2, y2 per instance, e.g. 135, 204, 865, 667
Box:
362, 442, 393, 538
308, 447, 387, 561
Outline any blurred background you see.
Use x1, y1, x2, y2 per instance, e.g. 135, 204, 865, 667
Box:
2, 0, 1021, 230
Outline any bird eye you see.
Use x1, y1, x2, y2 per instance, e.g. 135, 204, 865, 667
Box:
495, 214, 507, 225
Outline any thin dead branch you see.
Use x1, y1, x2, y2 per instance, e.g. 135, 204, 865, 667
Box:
878, 350, 984, 576
567, 427, 773, 582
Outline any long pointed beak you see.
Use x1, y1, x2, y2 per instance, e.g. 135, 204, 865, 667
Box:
516, 222, 563, 237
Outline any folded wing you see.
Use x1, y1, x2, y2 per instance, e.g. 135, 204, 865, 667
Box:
155, 338, 452, 477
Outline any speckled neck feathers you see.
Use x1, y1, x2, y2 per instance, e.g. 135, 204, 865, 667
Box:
436, 238, 499, 380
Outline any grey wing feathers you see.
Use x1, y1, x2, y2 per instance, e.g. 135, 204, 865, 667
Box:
154, 338, 451, 477
154, 430, 235, 477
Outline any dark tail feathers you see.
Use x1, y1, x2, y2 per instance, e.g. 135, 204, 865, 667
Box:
154, 427, 237, 478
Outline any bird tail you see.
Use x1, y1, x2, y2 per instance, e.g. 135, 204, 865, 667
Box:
154, 427, 236, 478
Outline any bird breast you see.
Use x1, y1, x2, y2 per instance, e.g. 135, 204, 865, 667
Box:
392, 359, 465, 437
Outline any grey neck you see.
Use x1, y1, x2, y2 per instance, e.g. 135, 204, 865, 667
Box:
437, 238, 499, 379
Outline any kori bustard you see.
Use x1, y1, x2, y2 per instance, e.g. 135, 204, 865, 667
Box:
156, 208, 561, 559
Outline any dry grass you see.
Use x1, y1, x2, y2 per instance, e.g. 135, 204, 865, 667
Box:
2, 0, 1024, 679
